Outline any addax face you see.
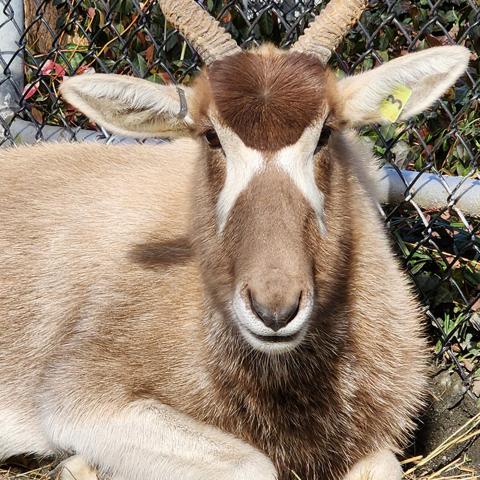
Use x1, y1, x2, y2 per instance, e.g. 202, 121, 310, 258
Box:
60, 23, 469, 354
194, 48, 339, 353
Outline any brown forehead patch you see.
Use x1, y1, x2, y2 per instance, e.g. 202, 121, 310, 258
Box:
208, 50, 329, 151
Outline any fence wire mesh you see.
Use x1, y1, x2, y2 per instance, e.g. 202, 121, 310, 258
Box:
0, 0, 479, 394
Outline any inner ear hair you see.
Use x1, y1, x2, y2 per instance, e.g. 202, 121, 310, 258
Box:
322, 111, 345, 133
324, 68, 343, 120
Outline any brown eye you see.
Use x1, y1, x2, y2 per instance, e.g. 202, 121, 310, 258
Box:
314, 126, 332, 154
204, 129, 221, 149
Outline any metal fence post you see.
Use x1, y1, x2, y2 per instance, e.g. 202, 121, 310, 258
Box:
0, 0, 24, 145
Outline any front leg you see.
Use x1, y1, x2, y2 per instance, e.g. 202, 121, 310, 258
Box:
343, 450, 403, 480
42, 399, 277, 480
52, 455, 98, 480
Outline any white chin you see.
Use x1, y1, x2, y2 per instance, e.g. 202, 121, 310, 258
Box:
237, 323, 306, 354
232, 290, 312, 354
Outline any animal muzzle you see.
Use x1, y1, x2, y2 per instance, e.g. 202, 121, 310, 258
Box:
248, 286, 301, 332
232, 275, 313, 354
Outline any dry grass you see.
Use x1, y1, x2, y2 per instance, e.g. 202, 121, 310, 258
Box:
1, 415, 478, 480
0, 464, 51, 480
403, 413, 480, 480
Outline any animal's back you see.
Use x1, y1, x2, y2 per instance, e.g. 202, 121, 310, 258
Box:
0, 139, 201, 458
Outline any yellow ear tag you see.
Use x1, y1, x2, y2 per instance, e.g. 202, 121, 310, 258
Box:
379, 85, 412, 122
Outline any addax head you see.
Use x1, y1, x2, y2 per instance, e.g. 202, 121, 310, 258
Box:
61, 0, 470, 354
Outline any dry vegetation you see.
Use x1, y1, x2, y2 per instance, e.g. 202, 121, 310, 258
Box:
403, 413, 480, 480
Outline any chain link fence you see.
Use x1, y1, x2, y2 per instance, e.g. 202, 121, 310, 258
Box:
0, 0, 479, 396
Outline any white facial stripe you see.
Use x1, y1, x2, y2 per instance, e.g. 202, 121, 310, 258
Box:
213, 119, 326, 235
214, 121, 265, 233
275, 125, 326, 234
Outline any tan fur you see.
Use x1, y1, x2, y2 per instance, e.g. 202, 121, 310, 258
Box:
0, 136, 427, 479
1, 0, 471, 471
336, 46, 470, 125
1, 43, 468, 480
60, 75, 197, 138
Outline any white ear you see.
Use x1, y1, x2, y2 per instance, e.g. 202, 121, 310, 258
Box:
337, 46, 470, 126
60, 74, 194, 138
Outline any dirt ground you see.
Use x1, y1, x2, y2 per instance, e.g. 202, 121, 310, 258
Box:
414, 368, 480, 469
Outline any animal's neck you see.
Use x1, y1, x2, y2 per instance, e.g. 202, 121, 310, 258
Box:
202, 303, 349, 396
196, 306, 351, 480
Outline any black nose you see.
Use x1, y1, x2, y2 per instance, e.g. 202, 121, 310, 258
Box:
249, 291, 301, 332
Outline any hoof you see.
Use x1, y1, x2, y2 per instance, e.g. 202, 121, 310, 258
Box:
50, 455, 98, 480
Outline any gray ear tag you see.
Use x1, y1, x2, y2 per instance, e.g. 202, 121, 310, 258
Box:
176, 87, 188, 120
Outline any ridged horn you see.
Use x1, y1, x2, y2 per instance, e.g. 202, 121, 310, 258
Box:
159, 0, 241, 65
292, 0, 368, 63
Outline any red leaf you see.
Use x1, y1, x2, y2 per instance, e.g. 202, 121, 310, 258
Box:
23, 82, 39, 100
76, 66, 96, 75
145, 44, 154, 64
159, 72, 171, 84
425, 34, 451, 47
41, 59, 66, 78
136, 31, 147, 47
87, 7, 95, 19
